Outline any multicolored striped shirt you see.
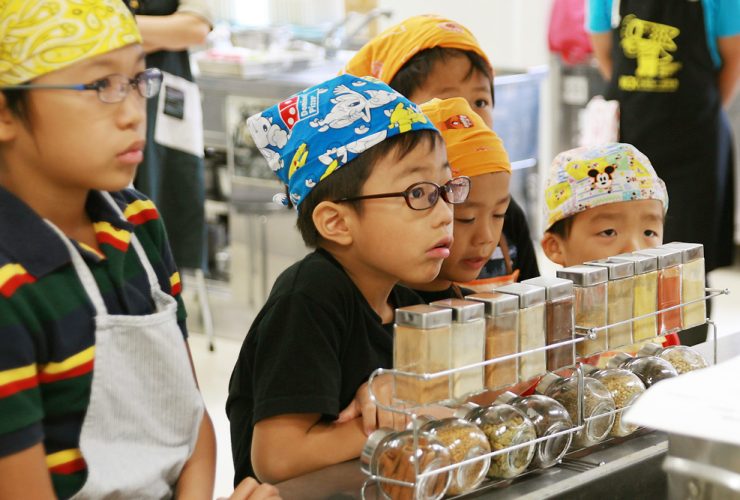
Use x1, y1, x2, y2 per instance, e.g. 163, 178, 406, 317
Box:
0, 187, 187, 499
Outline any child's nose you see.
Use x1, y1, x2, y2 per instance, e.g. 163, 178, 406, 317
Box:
433, 199, 454, 227
117, 91, 146, 128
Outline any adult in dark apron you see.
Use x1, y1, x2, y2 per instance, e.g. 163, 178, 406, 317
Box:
606, 0, 735, 277
127, 0, 208, 271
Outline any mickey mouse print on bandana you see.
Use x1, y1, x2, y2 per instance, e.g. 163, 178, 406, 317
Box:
247, 74, 439, 209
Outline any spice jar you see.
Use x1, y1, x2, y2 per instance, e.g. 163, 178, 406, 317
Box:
522, 277, 575, 371
394, 305, 452, 404
496, 283, 547, 381
419, 418, 491, 495
585, 260, 635, 349
607, 353, 678, 387
362, 428, 452, 500
556, 266, 608, 357
637, 342, 709, 374
609, 253, 659, 341
662, 242, 706, 329
590, 368, 646, 437
462, 404, 536, 479
430, 299, 485, 399
634, 247, 683, 335
536, 372, 616, 448
496, 391, 573, 468
468, 292, 519, 390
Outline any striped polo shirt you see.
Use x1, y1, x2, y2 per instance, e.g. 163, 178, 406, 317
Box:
0, 187, 187, 499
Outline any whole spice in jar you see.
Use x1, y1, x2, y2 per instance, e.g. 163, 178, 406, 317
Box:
635, 248, 683, 335
522, 277, 575, 371
419, 418, 491, 495
638, 342, 709, 375
662, 242, 706, 329
362, 428, 452, 500
557, 266, 608, 357
591, 368, 646, 437
607, 353, 678, 387
463, 404, 536, 479
496, 283, 547, 381
585, 260, 635, 349
609, 253, 658, 341
468, 293, 519, 390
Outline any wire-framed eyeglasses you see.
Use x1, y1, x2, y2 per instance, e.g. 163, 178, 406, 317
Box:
334, 176, 471, 210
0, 67, 163, 104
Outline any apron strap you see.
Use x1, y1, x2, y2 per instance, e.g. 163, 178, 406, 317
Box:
44, 220, 109, 316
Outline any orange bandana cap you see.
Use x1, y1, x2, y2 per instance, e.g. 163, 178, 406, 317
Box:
342, 14, 492, 84
420, 97, 510, 177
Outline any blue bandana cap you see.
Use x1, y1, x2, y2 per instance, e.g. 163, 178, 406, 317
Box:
247, 74, 439, 209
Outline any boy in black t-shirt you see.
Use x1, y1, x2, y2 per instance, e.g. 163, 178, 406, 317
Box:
226, 75, 471, 484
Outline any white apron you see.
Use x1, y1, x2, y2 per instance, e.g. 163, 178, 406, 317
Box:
47, 192, 204, 499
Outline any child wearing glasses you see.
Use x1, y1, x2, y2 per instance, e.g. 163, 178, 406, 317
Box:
226, 74, 468, 484
0, 1, 278, 499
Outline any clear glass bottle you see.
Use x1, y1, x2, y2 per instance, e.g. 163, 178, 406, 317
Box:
590, 368, 646, 437
361, 428, 452, 500
609, 253, 659, 341
394, 305, 452, 404
467, 292, 519, 390
496, 283, 547, 381
556, 265, 608, 357
637, 342, 709, 374
662, 242, 706, 329
635, 247, 683, 335
430, 299, 485, 400
522, 277, 575, 371
607, 353, 678, 387
536, 372, 616, 448
461, 404, 537, 479
419, 418, 491, 495
585, 260, 635, 349
496, 391, 573, 469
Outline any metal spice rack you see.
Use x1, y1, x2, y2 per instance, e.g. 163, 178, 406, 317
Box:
360, 287, 730, 499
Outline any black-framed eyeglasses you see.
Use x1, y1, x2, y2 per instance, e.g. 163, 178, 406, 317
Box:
0, 67, 163, 104
334, 176, 471, 210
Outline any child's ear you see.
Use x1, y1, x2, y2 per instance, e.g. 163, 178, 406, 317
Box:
0, 93, 19, 142
541, 231, 567, 266
313, 201, 353, 246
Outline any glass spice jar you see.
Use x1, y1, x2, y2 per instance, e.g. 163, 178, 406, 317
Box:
394, 305, 452, 404
662, 242, 706, 329
462, 404, 537, 479
536, 372, 616, 448
634, 247, 683, 335
522, 277, 575, 371
419, 418, 491, 495
467, 292, 519, 390
609, 253, 659, 341
496, 283, 547, 381
496, 391, 573, 468
637, 342, 709, 374
430, 299, 486, 400
556, 266, 608, 357
362, 428, 452, 500
607, 353, 678, 387
590, 368, 646, 437
585, 260, 635, 349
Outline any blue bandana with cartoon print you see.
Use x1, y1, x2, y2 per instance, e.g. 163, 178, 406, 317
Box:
247, 74, 439, 209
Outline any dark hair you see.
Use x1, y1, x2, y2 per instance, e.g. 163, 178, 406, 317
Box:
1, 89, 28, 120
296, 129, 440, 247
389, 47, 494, 107
546, 216, 574, 239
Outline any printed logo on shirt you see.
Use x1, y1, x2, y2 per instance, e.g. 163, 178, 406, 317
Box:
618, 14, 682, 92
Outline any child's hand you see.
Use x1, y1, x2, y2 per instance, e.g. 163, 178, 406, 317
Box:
336, 374, 407, 435
219, 477, 281, 500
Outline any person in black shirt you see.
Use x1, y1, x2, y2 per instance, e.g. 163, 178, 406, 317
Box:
226, 75, 469, 484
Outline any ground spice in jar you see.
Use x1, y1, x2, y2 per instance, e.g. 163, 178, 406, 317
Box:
557, 266, 608, 356
610, 253, 658, 341
496, 283, 547, 381
636, 248, 683, 335
663, 243, 706, 329
468, 293, 519, 390
591, 368, 646, 437
585, 260, 635, 349
522, 277, 575, 371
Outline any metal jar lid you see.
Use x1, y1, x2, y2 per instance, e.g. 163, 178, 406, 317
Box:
633, 247, 682, 269
430, 298, 485, 323
494, 390, 518, 405
637, 342, 663, 357
584, 260, 635, 280
495, 283, 547, 308
395, 304, 452, 329
522, 276, 574, 301
606, 352, 633, 369
360, 427, 395, 474
535, 372, 561, 394
609, 253, 658, 274
661, 242, 704, 263
556, 265, 608, 286
467, 292, 519, 316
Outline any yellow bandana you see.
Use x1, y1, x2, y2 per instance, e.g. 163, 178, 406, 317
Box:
0, 0, 142, 86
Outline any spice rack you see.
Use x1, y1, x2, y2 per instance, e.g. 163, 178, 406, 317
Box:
360, 287, 729, 499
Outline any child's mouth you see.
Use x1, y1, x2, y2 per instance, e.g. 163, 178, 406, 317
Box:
427, 237, 452, 259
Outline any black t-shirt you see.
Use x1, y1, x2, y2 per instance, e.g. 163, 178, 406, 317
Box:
413, 285, 475, 303
226, 248, 423, 483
